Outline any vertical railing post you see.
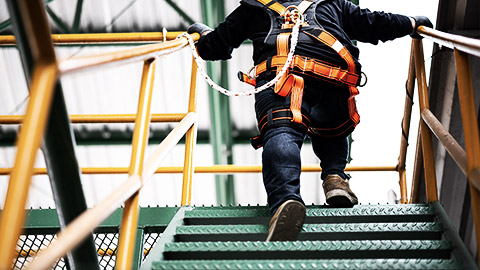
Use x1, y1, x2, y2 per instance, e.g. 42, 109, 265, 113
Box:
453, 48, 480, 262
181, 56, 199, 206
398, 42, 417, 204
116, 59, 156, 270
413, 39, 438, 202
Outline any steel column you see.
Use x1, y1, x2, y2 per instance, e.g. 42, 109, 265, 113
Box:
413, 39, 438, 202
200, 0, 235, 206
72, 0, 84, 33
453, 48, 480, 263
2, 0, 98, 269
116, 59, 156, 270
164, 0, 195, 25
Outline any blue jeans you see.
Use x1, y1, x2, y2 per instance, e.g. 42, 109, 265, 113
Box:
262, 126, 349, 214
255, 78, 351, 214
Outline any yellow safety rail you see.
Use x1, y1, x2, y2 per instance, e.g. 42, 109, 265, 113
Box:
406, 25, 480, 262
0, 1, 201, 268
0, 7, 478, 269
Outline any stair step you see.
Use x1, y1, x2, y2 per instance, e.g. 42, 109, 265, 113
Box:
163, 240, 452, 260
184, 204, 435, 225
152, 259, 464, 270
175, 222, 443, 242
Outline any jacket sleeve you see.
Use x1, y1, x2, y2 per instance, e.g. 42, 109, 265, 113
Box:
196, 5, 252, 61
340, 0, 413, 44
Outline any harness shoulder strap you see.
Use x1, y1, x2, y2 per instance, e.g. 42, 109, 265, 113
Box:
255, 0, 286, 14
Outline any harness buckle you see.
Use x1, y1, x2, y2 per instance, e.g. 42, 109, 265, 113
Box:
282, 6, 304, 25
247, 65, 258, 79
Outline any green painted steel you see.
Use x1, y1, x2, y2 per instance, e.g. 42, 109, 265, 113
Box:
175, 222, 443, 242
163, 240, 452, 260
184, 204, 436, 225
152, 259, 464, 270
72, 0, 84, 33
45, 5, 71, 33
431, 201, 478, 269
0, 207, 180, 234
200, 0, 236, 206
164, 0, 195, 25
140, 206, 193, 270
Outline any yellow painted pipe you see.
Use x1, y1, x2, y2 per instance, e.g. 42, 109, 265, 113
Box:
0, 165, 398, 175
398, 42, 416, 204
413, 39, 438, 202
181, 57, 199, 206
454, 49, 480, 262
0, 63, 58, 269
0, 113, 187, 124
28, 112, 197, 270
410, 125, 423, 203
117, 59, 156, 270
421, 108, 468, 175
58, 33, 199, 75
417, 26, 480, 58
0, 32, 191, 45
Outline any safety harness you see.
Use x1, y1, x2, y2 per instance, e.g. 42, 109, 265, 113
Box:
238, 0, 363, 149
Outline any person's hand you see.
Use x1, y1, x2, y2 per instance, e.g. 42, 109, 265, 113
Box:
410, 16, 433, 39
187, 23, 212, 36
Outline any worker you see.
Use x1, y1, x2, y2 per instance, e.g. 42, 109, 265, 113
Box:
187, 0, 433, 242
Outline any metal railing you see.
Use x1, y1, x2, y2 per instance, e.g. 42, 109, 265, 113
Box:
404, 25, 480, 262
0, 6, 201, 268
0, 10, 479, 270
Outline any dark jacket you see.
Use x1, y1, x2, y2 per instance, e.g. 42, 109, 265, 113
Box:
197, 0, 413, 73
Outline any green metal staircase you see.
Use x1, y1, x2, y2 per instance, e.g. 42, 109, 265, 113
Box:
141, 203, 476, 269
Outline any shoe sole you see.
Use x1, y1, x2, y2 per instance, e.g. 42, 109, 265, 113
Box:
325, 189, 358, 207
266, 201, 306, 242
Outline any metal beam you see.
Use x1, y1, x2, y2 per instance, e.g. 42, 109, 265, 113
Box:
164, 0, 195, 26
71, 0, 84, 33
200, 0, 236, 206
3, 0, 99, 269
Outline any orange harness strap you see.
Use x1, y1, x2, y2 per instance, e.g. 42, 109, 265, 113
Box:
273, 33, 305, 124
308, 31, 360, 127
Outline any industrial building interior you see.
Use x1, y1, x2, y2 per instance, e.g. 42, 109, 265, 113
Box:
0, 0, 479, 269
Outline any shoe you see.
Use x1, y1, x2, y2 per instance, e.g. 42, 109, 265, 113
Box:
323, 174, 358, 207
266, 200, 306, 242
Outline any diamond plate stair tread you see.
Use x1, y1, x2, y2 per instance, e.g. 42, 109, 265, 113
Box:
174, 222, 443, 242
177, 222, 442, 234
152, 259, 464, 270
184, 204, 435, 225
163, 240, 452, 260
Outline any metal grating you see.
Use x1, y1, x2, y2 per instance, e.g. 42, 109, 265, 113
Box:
13, 229, 161, 269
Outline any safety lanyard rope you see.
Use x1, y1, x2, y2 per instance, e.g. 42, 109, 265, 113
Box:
177, 19, 302, 97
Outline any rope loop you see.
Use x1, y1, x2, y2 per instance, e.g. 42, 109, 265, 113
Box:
178, 19, 302, 97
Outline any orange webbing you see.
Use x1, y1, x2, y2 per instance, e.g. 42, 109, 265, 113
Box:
272, 32, 305, 124
274, 33, 293, 96
256, 0, 286, 15
255, 55, 359, 86
289, 74, 305, 123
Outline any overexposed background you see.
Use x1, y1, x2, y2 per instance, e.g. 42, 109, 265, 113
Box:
0, 0, 439, 209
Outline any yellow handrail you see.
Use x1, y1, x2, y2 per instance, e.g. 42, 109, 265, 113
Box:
410, 26, 480, 262
28, 113, 197, 270
58, 34, 198, 74
417, 26, 480, 58
0, 165, 397, 175
116, 59, 156, 270
0, 32, 187, 46
0, 113, 187, 124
